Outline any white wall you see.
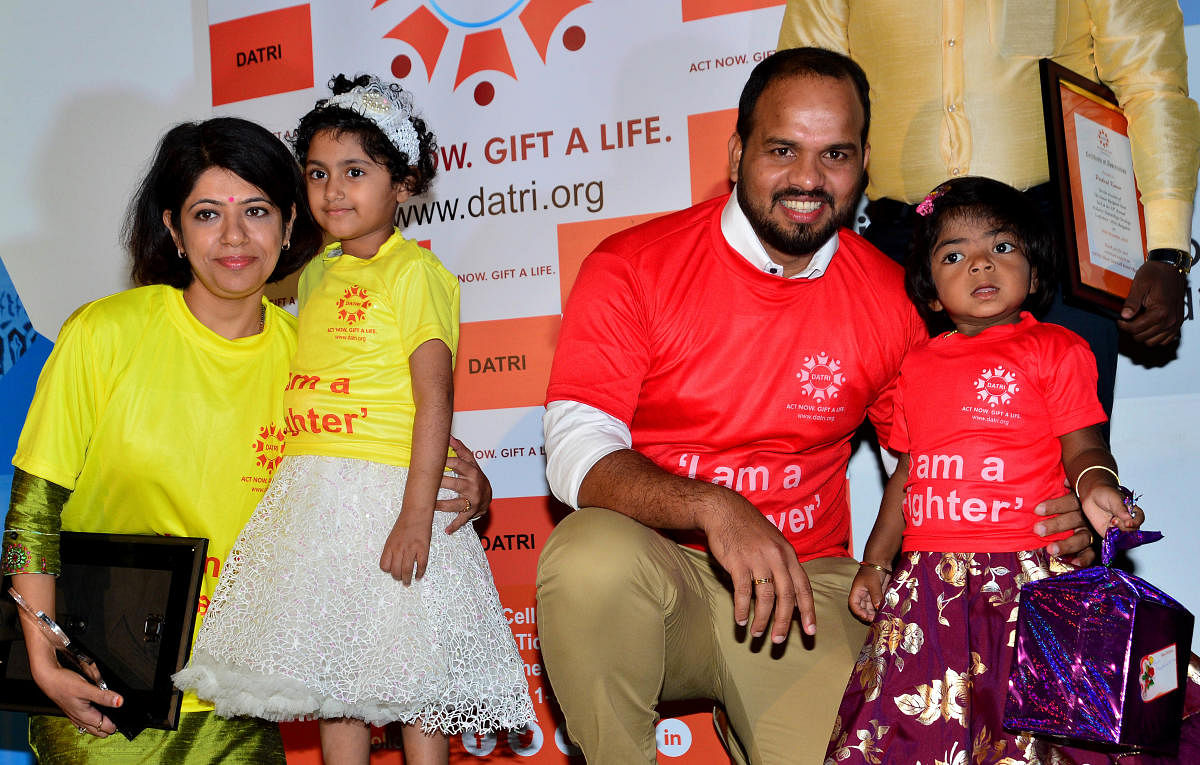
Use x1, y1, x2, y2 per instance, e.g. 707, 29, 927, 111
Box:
0, 0, 213, 337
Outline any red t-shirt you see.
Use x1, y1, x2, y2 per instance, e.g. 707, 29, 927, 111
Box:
546, 195, 926, 561
889, 313, 1106, 552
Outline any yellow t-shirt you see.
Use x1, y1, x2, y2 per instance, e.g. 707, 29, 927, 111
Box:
12, 285, 297, 713
285, 230, 460, 467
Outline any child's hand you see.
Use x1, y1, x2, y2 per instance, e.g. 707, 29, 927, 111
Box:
380, 510, 433, 585
848, 566, 889, 623
1080, 484, 1138, 535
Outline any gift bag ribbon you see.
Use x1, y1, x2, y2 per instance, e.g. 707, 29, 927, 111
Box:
1100, 527, 1163, 567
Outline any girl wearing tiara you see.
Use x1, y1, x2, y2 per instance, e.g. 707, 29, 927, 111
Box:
825, 177, 1142, 764
175, 74, 534, 764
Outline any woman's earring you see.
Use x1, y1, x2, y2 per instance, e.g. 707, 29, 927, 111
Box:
177, 249, 186, 259
282, 241, 291, 251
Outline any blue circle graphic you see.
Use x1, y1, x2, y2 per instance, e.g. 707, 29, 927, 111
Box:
427, 0, 526, 29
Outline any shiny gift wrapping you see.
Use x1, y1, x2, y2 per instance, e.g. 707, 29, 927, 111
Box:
1004, 529, 1194, 753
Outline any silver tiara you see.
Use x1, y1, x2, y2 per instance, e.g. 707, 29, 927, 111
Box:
322, 75, 421, 160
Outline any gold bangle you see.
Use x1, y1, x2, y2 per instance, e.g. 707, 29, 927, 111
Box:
859, 561, 892, 576
1074, 465, 1119, 497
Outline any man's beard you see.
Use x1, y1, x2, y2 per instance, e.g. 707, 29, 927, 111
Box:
737, 181, 863, 258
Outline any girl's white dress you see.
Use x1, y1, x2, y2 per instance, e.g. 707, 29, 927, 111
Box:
174, 454, 535, 733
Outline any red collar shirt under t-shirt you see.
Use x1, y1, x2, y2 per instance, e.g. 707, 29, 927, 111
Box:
545, 195, 926, 562
888, 313, 1107, 552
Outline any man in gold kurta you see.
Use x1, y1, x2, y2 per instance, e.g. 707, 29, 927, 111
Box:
780, 0, 1200, 415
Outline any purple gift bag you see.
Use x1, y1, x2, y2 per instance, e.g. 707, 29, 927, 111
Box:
1004, 528, 1194, 754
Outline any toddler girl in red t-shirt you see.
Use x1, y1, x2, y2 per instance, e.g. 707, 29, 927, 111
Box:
826, 176, 1139, 764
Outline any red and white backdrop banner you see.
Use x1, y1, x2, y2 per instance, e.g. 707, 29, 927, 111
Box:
207, 0, 787, 761
203, 1, 1200, 762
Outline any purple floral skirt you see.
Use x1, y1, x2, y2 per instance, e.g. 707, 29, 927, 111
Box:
824, 550, 1200, 765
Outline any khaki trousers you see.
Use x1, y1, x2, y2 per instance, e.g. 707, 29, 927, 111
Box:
536, 507, 868, 764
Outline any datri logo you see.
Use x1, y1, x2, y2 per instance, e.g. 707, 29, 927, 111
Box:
796, 352, 845, 402
975, 366, 1019, 408
376, 0, 590, 105
253, 423, 286, 475
337, 285, 372, 324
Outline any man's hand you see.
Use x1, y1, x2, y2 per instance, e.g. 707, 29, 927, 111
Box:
1034, 493, 1095, 566
1119, 261, 1186, 346
440, 436, 492, 534
699, 492, 816, 642
578, 449, 816, 643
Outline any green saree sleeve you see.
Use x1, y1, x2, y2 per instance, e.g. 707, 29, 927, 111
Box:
2, 467, 70, 575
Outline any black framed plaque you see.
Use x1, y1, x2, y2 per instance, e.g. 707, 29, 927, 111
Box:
0, 532, 207, 736
1040, 58, 1149, 315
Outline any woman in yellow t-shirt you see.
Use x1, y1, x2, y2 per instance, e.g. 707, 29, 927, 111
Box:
2, 117, 493, 764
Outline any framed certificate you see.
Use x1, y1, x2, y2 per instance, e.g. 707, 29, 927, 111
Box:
0, 532, 208, 736
1040, 59, 1148, 315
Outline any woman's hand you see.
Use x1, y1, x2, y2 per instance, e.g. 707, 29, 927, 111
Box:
13, 573, 124, 737
31, 660, 123, 737
439, 436, 493, 534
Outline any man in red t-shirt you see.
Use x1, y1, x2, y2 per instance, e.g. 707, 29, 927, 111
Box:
536, 48, 1093, 764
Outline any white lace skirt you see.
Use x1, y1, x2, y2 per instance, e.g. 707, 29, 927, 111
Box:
173, 455, 534, 733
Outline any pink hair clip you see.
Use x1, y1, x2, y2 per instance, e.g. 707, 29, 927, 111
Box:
916, 187, 946, 217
